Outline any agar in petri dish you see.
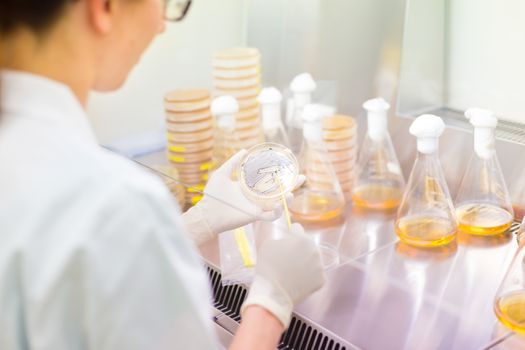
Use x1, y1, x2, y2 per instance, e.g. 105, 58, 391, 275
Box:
238, 143, 298, 204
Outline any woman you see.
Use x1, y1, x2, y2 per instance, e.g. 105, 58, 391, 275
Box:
0, 0, 325, 349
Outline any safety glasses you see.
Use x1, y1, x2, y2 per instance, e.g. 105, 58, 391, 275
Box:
164, 0, 192, 22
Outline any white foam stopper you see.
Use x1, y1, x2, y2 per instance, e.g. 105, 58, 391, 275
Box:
211, 96, 238, 129
409, 114, 446, 154
363, 97, 390, 142
465, 108, 498, 159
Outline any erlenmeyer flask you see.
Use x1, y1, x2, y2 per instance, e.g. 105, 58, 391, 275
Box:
211, 96, 239, 169
258, 87, 290, 147
352, 98, 405, 210
494, 234, 525, 334
286, 73, 316, 154
455, 108, 514, 236
395, 114, 457, 247
289, 104, 345, 222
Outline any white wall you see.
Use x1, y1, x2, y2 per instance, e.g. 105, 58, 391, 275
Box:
447, 0, 525, 123
87, 0, 247, 144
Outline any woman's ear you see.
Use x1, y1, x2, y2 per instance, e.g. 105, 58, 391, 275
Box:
86, 0, 113, 34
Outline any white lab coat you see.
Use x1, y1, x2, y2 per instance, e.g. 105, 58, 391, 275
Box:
0, 71, 219, 349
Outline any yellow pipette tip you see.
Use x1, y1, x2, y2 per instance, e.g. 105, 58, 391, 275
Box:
233, 228, 255, 268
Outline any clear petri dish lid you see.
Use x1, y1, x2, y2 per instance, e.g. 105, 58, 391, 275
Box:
322, 114, 357, 131
170, 159, 214, 173
236, 126, 263, 140
326, 147, 358, 161
322, 127, 356, 141
212, 47, 261, 69
236, 96, 259, 110
335, 168, 356, 182
167, 137, 214, 153
237, 137, 261, 150
166, 128, 214, 143
168, 148, 213, 164
236, 116, 261, 130
215, 86, 260, 99
165, 109, 211, 123
165, 99, 210, 113
237, 107, 260, 120
213, 66, 260, 79
323, 137, 358, 151
238, 143, 299, 203
177, 170, 210, 183
165, 89, 210, 103
213, 76, 260, 89
165, 118, 213, 133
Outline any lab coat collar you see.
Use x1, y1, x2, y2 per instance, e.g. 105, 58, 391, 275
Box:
0, 70, 98, 145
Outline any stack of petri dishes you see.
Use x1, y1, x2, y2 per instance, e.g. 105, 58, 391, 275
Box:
151, 165, 186, 209
164, 89, 213, 207
212, 47, 263, 150
322, 115, 358, 202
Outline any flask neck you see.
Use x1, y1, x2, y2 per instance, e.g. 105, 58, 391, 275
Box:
366, 112, 388, 142
261, 104, 282, 130
216, 113, 236, 131
303, 120, 322, 142
474, 127, 495, 159
293, 92, 311, 108
416, 137, 439, 154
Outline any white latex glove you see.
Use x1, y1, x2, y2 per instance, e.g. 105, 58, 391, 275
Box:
241, 223, 325, 329
182, 149, 304, 245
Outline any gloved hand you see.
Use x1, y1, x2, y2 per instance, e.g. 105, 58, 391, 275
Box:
241, 223, 325, 328
182, 149, 304, 245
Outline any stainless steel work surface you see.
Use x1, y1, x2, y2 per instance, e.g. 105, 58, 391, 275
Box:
294, 206, 523, 350
198, 204, 525, 349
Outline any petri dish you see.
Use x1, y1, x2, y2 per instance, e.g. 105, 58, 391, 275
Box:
165, 89, 209, 103
323, 128, 355, 141
212, 47, 261, 69
165, 99, 210, 113
168, 148, 213, 164
238, 143, 298, 208
335, 169, 355, 183
166, 128, 214, 143
323, 138, 358, 151
165, 118, 213, 133
165, 109, 211, 123
177, 170, 210, 183
307, 181, 336, 191
169, 159, 213, 173
167, 138, 214, 153
327, 147, 358, 161
237, 107, 259, 120
186, 192, 204, 206
236, 116, 261, 130
215, 86, 260, 99
339, 180, 355, 193
236, 126, 262, 139
237, 138, 261, 150
213, 76, 260, 89
213, 65, 260, 79
236, 96, 259, 110
322, 114, 357, 131
164, 89, 210, 112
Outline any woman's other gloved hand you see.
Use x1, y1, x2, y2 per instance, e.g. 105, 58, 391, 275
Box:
241, 223, 325, 328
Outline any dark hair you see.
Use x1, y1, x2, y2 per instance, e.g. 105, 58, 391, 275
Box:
0, 0, 73, 35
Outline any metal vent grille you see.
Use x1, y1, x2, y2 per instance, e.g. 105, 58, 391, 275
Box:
205, 265, 356, 350
403, 107, 525, 146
